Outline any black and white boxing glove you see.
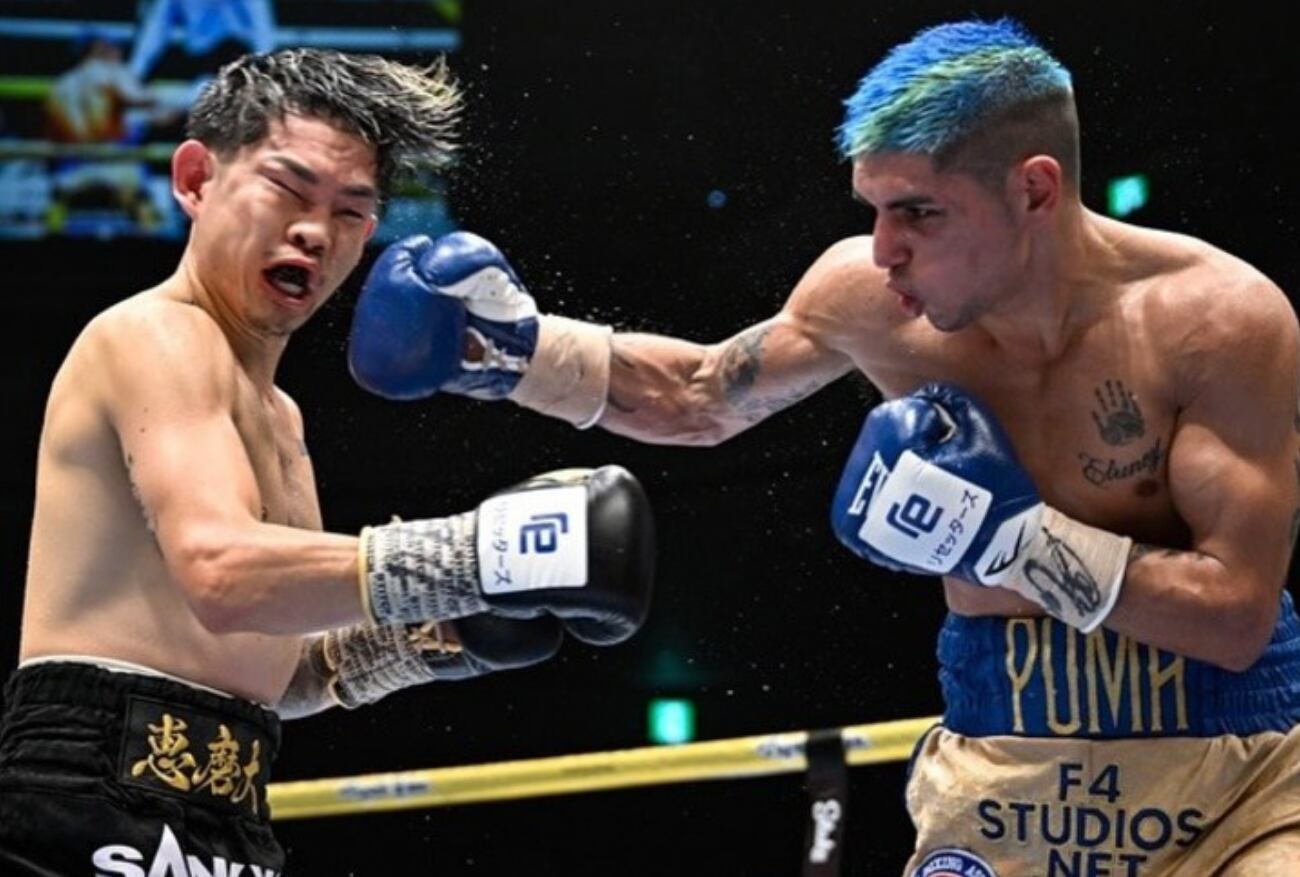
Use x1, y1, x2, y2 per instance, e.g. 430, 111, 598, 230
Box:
359, 466, 655, 645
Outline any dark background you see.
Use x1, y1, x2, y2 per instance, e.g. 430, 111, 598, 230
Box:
2, 1, 1297, 874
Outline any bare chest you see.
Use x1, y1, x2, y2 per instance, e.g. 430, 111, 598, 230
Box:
852, 329, 1187, 546
233, 392, 321, 530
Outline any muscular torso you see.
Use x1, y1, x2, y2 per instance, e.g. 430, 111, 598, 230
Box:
811, 228, 1213, 618
20, 291, 316, 704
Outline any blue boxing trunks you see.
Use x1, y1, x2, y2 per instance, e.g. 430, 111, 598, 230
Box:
903, 591, 1300, 876
0, 660, 285, 876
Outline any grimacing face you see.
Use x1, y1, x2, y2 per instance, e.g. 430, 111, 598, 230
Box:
184, 114, 379, 338
852, 152, 1028, 333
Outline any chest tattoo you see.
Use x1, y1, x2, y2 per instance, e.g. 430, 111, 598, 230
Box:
1090, 379, 1145, 446
1077, 437, 1164, 488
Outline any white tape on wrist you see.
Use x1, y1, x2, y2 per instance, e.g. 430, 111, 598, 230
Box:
359, 511, 488, 624
1001, 505, 1131, 632
509, 314, 612, 428
323, 622, 460, 709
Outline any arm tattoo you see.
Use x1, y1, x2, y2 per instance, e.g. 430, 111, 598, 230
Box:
720, 325, 772, 406
718, 326, 821, 424
1129, 543, 1214, 563
732, 381, 824, 424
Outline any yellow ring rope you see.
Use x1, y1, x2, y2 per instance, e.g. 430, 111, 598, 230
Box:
268, 715, 938, 821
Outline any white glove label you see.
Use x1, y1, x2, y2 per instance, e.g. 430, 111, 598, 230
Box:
440, 266, 540, 323
477, 486, 588, 594
858, 450, 991, 574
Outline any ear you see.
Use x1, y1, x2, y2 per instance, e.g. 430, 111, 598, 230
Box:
1018, 155, 1062, 216
361, 213, 378, 243
171, 139, 216, 220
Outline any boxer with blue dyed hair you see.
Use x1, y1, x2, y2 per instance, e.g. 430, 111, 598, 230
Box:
350, 18, 1300, 874
837, 18, 1078, 187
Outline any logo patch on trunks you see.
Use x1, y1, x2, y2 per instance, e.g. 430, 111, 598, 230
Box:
119, 696, 270, 816
912, 847, 998, 877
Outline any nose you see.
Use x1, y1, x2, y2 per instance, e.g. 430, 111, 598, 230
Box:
288, 213, 329, 258
871, 215, 908, 270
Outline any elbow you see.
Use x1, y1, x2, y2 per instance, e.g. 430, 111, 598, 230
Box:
167, 531, 251, 634
681, 425, 734, 448
1211, 598, 1279, 673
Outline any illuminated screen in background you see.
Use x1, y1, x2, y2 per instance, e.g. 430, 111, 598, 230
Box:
0, 0, 462, 242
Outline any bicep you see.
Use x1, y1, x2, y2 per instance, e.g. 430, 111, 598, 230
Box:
704, 313, 854, 427
1166, 313, 1299, 593
604, 315, 851, 444
108, 314, 262, 545
1167, 422, 1293, 577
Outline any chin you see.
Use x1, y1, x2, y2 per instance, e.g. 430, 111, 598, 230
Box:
925, 313, 961, 333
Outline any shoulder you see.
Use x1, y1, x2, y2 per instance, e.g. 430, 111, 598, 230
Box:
1129, 228, 1297, 399
1144, 232, 1293, 353
77, 291, 241, 414
782, 235, 900, 340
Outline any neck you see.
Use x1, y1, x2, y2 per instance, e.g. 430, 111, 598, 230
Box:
173, 247, 288, 390
976, 199, 1122, 364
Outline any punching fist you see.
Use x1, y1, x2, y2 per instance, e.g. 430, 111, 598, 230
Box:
360, 466, 655, 646
348, 232, 539, 400
348, 232, 612, 426
830, 383, 1131, 632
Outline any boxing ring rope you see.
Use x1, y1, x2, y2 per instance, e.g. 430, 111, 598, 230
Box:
267, 714, 938, 821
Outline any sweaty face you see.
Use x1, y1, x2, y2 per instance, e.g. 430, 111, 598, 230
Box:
189, 115, 378, 337
852, 153, 1025, 333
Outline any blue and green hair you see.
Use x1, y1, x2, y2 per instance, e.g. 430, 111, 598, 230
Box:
838, 19, 1078, 184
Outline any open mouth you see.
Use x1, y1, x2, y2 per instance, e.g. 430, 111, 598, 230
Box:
896, 290, 923, 317
264, 264, 312, 300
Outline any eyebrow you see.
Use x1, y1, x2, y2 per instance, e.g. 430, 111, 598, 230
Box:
851, 191, 938, 211
266, 156, 378, 201
886, 195, 939, 211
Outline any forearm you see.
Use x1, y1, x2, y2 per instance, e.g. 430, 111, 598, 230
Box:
996, 513, 1276, 669
1104, 544, 1278, 671
166, 521, 365, 636
598, 332, 738, 446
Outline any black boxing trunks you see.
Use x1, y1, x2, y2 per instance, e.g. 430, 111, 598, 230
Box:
0, 661, 285, 876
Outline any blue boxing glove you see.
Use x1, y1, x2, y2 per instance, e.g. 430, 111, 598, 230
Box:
831, 383, 1132, 632
349, 232, 612, 427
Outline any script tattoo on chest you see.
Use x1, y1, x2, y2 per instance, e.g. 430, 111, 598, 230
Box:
1077, 438, 1164, 488
1091, 379, 1144, 446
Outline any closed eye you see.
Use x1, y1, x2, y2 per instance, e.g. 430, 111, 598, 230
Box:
267, 176, 307, 203
900, 205, 942, 221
